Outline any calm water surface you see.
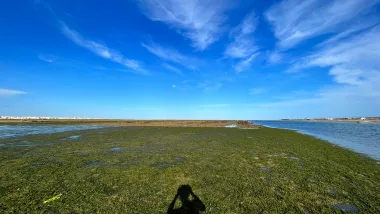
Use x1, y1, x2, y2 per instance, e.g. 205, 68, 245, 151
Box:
252, 120, 380, 159
0, 125, 104, 139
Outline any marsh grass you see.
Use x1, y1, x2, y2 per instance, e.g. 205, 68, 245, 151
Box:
0, 127, 379, 213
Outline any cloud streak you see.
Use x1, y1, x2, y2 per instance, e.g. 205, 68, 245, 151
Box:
265, 0, 380, 49
225, 12, 257, 59
138, 0, 233, 50
0, 89, 27, 97
197, 82, 223, 92
267, 51, 283, 64
266, 2, 380, 118
38, 54, 57, 63
141, 41, 200, 70
162, 63, 183, 76
234, 53, 259, 72
294, 26, 380, 86
60, 22, 148, 74
225, 12, 259, 72
248, 81, 380, 118
278, 26, 380, 117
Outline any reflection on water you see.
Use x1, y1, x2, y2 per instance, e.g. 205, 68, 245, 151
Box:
252, 120, 380, 159
86, 161, 105, 167
0, 125, 104, 139
67, 135, 80, 140
109, 147, 122, 151
332, 204, 359, 213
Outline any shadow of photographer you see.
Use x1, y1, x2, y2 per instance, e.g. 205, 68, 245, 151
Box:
167, 185, 206, 214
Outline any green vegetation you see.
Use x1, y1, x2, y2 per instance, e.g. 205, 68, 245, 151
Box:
1, 127, 379, 213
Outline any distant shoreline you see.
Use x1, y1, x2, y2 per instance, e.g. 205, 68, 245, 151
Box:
280, 119, 380, 123
0, 119, 260, 128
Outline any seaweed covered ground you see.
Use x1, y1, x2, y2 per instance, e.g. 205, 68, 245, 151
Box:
0, 126, 379, 213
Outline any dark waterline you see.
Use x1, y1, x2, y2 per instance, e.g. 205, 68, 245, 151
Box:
252, 120, 380, 160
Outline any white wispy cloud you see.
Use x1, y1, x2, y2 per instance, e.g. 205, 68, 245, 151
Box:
141, 41, 199, 69
234, 53, 259, 72
59, 22, 148, 74
267, 51, 283, 64
248, 80, 380, 118
249, 88, 265, 95
137, 0, 234, 50
0, 89, 27, 97
197, 82, 223, 92
225, 12, 257, 59
255, 19, 380, 118
274, 26, 380, 117
224, 12, 259, 72
142, 42, 184, 62
64, 12, 75, 19
162, 63, 183, 76
38, 54, 57, 63
265, 0, 380, 49
294, 26, 380, 86
316, 18, 379, 48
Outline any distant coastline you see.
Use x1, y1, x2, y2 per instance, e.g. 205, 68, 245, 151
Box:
0, 119, 260, 128
280, 118, 380, 123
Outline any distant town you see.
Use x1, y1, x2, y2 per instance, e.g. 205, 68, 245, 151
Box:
0, 116, 92, 120
281, 117, 380, 121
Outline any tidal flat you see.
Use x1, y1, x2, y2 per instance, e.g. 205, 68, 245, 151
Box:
1, 126, 379, 213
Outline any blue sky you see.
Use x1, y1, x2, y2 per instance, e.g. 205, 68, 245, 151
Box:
1, 0, 380, 119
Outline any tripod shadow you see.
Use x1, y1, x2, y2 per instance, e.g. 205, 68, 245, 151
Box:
167, 185, 206, 214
